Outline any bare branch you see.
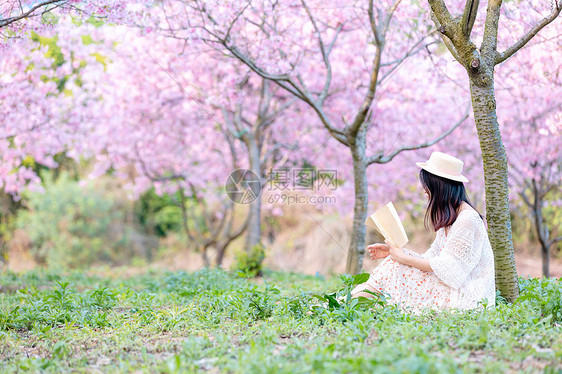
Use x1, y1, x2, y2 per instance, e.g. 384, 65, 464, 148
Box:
311, 106, 349, 145
217, 35, 349, 143
134, 145, 183, 182
222, 42, 306, 100
221, 42, 349, 145
0, 0, 66, 28
221, 107, 242, 137
496, 4, 562, 64
426, 0, 454, 28
301, 0, 342, 104
378, 38, 437, 88
461, 0, 480, 38
481, 0, 502, 58
368, 111, 469, 165
219, 212, 249, 249
260, 142, 298, 166
381, 35, 435, 67
348, 0, 384, 136
383, 0, 404, 36
429, 11, 463, 63
368, 0, 382, 44
262, 97, 298, 125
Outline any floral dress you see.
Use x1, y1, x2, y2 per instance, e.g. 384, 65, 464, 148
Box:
352, 209, 496, 314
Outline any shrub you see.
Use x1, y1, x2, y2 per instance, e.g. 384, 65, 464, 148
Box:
232, 243, 266, 278
134, 189, 183, 237
517, 277, 562, 324
15, 173, 134, 268
0, 192, 23, 267
309, 273, 392, 323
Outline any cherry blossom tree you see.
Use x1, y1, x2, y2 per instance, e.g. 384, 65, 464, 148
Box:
0, 15, 111, 267
73, 28, 238, 265
425, 0, 561, 300
510, 142, 561, 278
0, 18, 106, 198
78, 23, 308, 265
4, 0, 559, 284
0, 2, 142, 199
194, 61, 298, 253
147, 0, 470, 275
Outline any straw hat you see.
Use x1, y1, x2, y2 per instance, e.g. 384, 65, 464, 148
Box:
416, 151, 469, 183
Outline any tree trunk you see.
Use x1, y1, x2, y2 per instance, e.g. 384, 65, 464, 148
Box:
215, 243, 227, 267
201, 246, 210, 267
244, 136, 262, 252
469, 69, 519, 302
542, 245, 550, 278
345, 127, 369, 275
536, 214, 551, 278
531, 180, 550, 278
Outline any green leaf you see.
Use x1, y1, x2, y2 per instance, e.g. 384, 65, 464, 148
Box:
352, 273, 370, 285
324, 294, 340, 310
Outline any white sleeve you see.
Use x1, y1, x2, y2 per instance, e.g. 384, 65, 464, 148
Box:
429, 217, 482, 289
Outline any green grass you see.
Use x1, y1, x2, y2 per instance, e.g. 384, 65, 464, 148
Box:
0, 267, 560, 373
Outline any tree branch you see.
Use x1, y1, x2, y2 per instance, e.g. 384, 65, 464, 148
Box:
429, 11, 463, 63
0, 0, 66, 28
378, 38, 437, 87
368, 111, 469, 165
461, 0, 480, 38
301, 0, 342, 104
481, 0, 502, 58
134, 145, 183, 182
179, 189, 196, 243
495, 3, 562, 64
262, 97, 298, 125
383, 0, 404, 37
380, 34, 435, 67
426, 0, 454, 28
348, 0, 383, 136
219, 212, 249, 249
368, 0, 382, 44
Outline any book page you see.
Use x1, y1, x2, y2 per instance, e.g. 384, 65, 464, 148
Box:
365, 202, 409, 248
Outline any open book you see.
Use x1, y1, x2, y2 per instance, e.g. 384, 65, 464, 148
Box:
364, 201, 409, 248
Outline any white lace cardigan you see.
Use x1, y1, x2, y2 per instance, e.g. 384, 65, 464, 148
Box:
413, 209, 496, 310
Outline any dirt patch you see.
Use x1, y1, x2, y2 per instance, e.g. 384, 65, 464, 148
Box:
515, 253, 562, 278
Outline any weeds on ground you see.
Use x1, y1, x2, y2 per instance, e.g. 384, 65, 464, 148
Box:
0, 268, 560, 373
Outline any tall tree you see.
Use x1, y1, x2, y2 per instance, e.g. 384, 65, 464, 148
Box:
81, 23, 303, 264
425, 0, 561, 300
151, 0, 469, 275
200, 64, 298, 253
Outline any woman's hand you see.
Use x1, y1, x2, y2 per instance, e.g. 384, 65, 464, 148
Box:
367, 243, 390, 260
385, 240, 410, 265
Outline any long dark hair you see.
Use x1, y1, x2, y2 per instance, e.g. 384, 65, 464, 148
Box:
419, 169, 482, 232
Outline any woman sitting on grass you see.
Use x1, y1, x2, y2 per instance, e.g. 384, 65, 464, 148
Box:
351, 152, 496, 313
